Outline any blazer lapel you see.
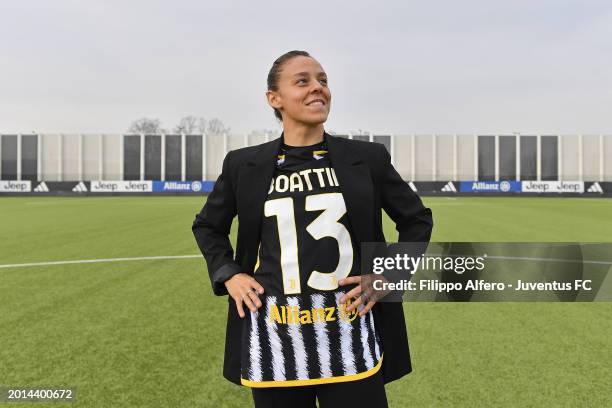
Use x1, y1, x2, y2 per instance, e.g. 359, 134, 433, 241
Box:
236, 137, 281, 269
325, 133, 374, 244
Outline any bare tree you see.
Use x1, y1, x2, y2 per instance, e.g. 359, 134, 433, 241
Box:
128, 118, 165, 134
130, 116, 230, 136
171, 116, 231, 135
351, 129, 370, 136
174, 115, 199, 134
248, 128, 281, 139
206, 117, 231, 136
197, 117, 207, 134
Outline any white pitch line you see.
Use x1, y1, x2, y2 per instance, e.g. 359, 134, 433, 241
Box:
426, 253, 612, 265
2, 253, 611, 270
0, 255, 201, 269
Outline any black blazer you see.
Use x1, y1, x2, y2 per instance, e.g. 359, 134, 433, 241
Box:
192, 132, 433, 385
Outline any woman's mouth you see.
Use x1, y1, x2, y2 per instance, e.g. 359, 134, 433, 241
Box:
306, 99, 325, 107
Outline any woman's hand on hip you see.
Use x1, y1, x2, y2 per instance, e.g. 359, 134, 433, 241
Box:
338, 275, 380, 317
225, 273, 265, 318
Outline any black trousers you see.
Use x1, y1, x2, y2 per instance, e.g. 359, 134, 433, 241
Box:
250, 370, 388, 408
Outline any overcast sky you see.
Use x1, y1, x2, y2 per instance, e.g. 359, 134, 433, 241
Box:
1, 0, 611, 135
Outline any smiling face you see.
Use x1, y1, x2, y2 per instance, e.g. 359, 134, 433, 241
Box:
266, 55, 331, 126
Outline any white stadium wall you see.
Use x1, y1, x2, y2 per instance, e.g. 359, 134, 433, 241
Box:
1, 133, 612, 183
456, 135, 476, 181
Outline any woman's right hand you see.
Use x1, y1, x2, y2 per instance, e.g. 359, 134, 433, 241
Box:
224, 273, 265, 318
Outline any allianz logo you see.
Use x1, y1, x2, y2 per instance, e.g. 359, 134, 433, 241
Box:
162, 181, 202, 191
470, 181, 512, 192
471, 182, 500, 190
163, 182, 191, 190
268, 300, 358, 325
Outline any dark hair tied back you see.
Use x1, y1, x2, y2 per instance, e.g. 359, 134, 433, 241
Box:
267, 50, 311, 121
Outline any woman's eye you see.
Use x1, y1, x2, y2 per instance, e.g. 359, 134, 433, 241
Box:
297, 79, 307, 84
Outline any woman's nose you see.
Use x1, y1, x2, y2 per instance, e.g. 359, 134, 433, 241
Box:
311, 81, 324, 92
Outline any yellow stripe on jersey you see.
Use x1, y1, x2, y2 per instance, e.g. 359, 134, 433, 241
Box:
241, 353, 383, 388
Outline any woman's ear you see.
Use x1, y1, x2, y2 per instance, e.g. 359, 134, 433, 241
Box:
266, 90, 282, 110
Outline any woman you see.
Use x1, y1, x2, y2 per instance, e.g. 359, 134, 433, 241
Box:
192, 50, 433, 408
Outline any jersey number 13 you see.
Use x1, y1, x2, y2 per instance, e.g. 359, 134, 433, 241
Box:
264, 192, 354, 294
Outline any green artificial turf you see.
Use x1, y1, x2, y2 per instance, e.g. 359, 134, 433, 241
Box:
0, 196, 610, 407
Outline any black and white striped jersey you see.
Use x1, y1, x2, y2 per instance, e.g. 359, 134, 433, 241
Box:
241, 291, 382, 387
240, 141, 383, 387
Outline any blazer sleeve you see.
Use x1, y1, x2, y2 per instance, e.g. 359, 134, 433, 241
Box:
377, 143, 433, 243
374, 144, 433, 295
192, 151, 242, 296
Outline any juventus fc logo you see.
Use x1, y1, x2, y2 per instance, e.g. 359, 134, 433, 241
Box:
338, 298, 358, 322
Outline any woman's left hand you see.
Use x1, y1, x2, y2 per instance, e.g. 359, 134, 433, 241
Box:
338, 276, 377, 317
